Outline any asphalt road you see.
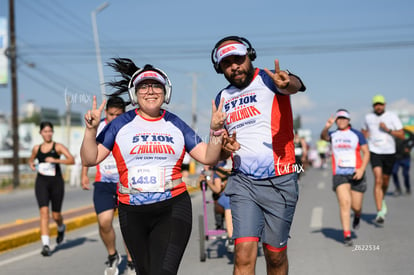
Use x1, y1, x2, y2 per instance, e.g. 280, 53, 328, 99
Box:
0, 184, 94, 225
0, 166, 413, 274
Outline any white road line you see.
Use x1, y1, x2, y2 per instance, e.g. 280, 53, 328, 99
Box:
0, 250, 40, 266
310, 206, 323, 229
0, 228, 101, 267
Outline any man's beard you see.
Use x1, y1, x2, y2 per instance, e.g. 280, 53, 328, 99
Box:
225, 64, 255, 89
374, 109, 384, 116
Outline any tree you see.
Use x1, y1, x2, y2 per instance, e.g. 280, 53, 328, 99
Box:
21, 112, 41, 125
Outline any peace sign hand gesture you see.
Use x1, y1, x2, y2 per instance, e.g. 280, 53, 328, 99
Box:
84, 96, 106, 129
264, 59, 290, 90
210, 98, 226, 131
325, 115, 336, 129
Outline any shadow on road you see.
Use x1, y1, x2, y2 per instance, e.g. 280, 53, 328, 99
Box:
311, 212, 383, 245
51, 237, 98, 255
311, 227, 357, 244
312, 227, 357, 244
360, 213, 380, 227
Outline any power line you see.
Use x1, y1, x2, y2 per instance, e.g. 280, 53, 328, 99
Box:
16, 0, 92, 42
17, 39, 414, 59
43, 0, 93, 37
17, 56, 97, 97
15, 36, 97, 90
250, 23, 414, 41
259, 40, 414, 56
19, 68, 63, 97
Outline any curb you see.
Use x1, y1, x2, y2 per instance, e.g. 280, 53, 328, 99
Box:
0, 185, 200, 253
0, 208, 97, 253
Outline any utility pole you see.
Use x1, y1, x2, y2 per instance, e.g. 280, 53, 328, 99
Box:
8, 0, 20, 189
188, 73, 199, 176
189, 73, 199, 130
65, 92, 71, 152
91, 2, 109, 101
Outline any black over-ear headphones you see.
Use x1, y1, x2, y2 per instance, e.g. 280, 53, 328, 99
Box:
128, 64, 172, 105
210, 36, 256, 74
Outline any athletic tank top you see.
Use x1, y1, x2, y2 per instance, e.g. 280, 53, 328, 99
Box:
36, 142, 61, 176
294, 138, 303, 157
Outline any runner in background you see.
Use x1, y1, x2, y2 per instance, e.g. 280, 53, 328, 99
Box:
321, 109, 370, 246
28, 121, 75, 256
391, 128, 414, 196
361, 94, 404, 224
81, 96, 134, 275
316, 139, 330, 169
294, 130, 308, 180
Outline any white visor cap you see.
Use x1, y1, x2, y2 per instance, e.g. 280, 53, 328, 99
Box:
216, 42, 247, 64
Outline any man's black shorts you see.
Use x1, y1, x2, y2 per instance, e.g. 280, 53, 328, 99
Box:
370, 152, 396, 175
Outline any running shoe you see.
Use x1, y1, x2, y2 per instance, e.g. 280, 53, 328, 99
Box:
104, 251, 121, 275
125, 261, 135, 275
344, 236, 353, 247
352, 215, 360, 230
375, 211, 385, 224
41, 245, 51, 257
406, 189, 411, 195
56, 224, 66, 244
226, 238, 235, 253
381, 200, 387, 216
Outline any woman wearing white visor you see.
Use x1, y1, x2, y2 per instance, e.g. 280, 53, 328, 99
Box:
320, 109, 370, 246
81, 59, 227, 275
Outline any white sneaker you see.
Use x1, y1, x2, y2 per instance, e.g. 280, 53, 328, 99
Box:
104, 251, 121, 275
125, 261, 135, 275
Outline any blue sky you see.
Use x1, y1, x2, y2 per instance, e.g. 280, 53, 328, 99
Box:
1, 0, 414, 142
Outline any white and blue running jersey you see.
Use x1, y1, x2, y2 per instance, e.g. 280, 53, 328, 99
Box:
362, 111, 403, 154
96, 109, 202, 205
328, 127, 367, 175
95, 119, 119, 183
215, 68, 300, 179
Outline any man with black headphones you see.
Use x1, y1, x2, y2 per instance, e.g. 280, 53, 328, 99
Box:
211, 36, 306, 275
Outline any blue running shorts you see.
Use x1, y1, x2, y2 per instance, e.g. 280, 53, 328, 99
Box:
93, 181, 118, 214
224, 172, 299, 249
